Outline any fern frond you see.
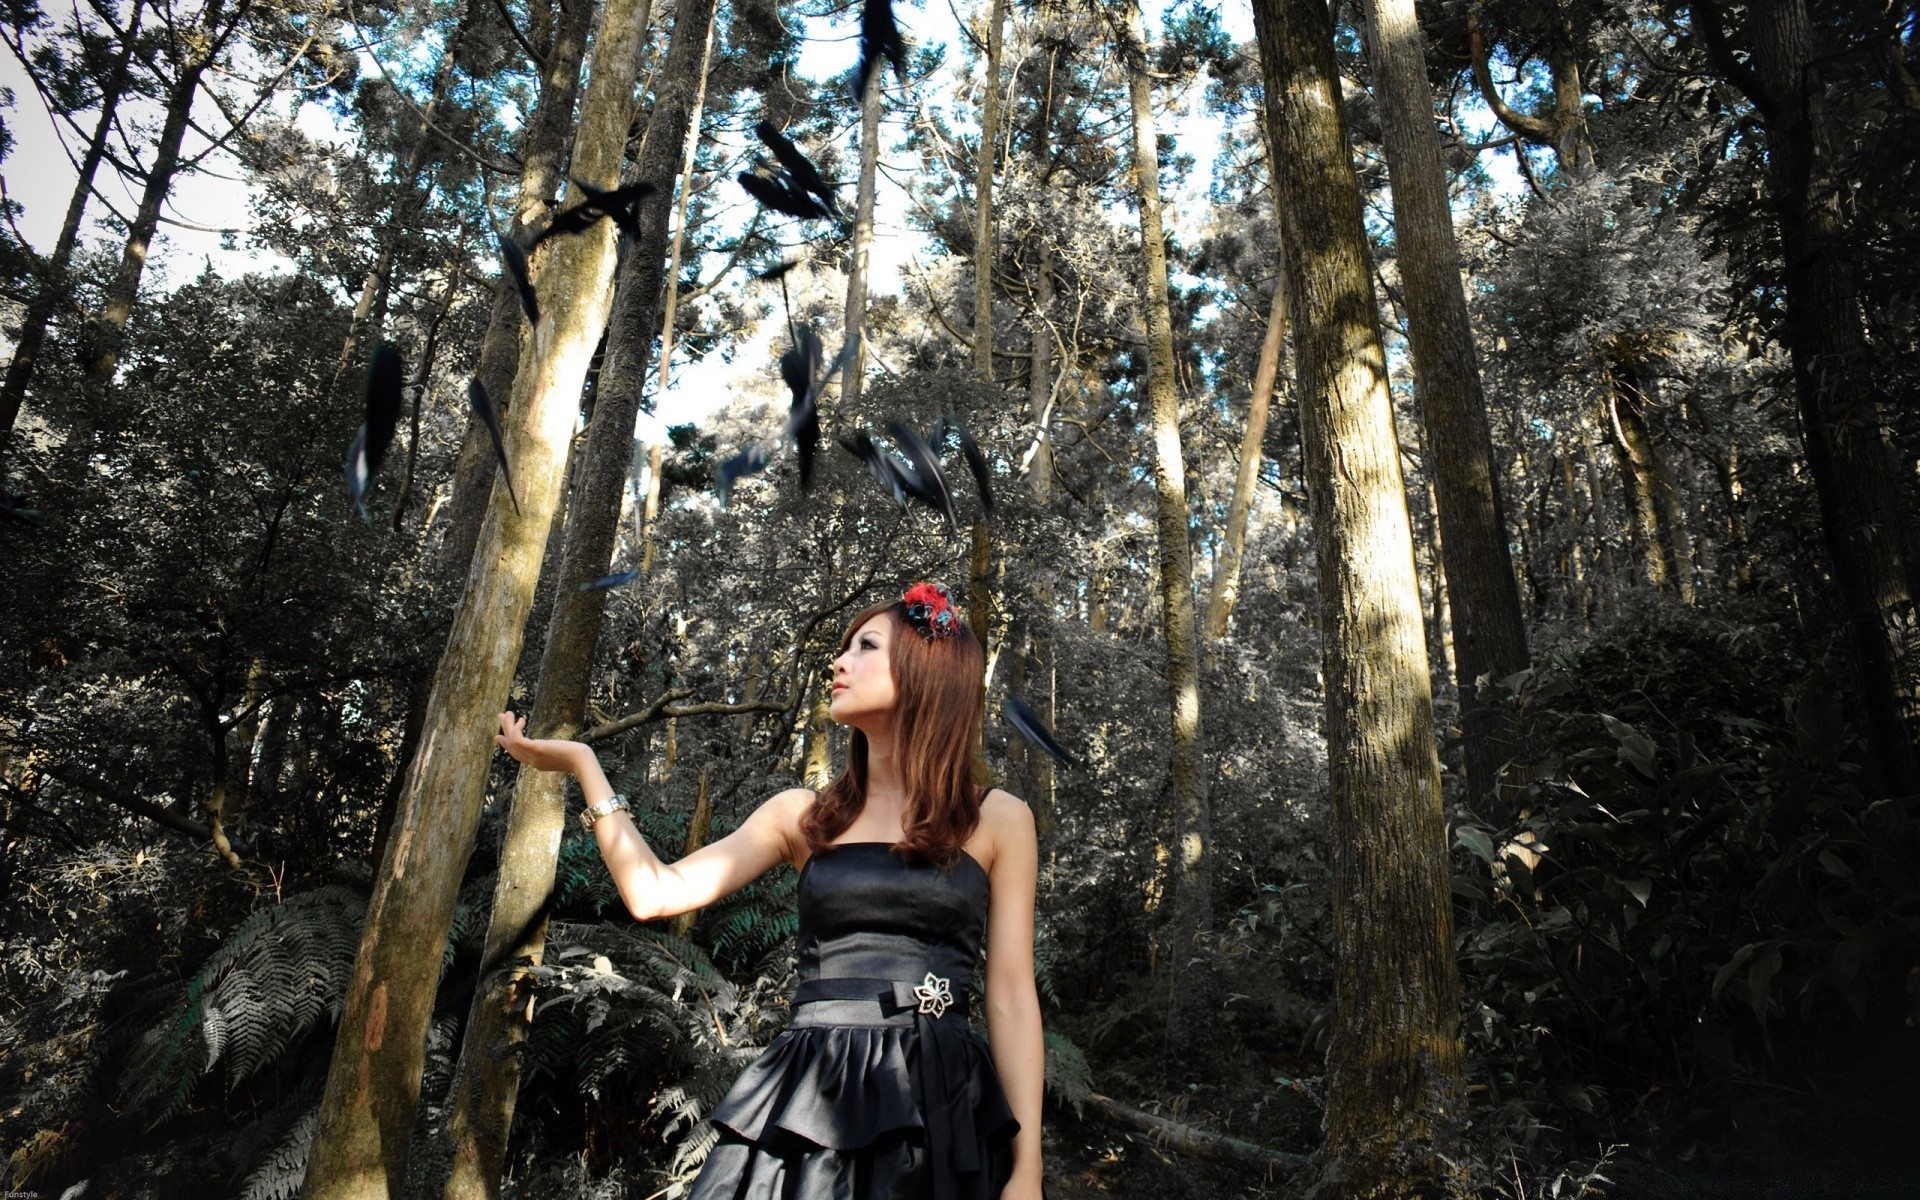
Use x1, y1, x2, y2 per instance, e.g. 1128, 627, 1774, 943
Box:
115, 886, 365, 1129
237, 1103, 317, 1200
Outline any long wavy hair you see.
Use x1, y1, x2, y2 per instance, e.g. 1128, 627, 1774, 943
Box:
799, 595, 990, 869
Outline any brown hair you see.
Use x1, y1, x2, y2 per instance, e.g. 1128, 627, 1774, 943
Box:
799, 595, 990, 868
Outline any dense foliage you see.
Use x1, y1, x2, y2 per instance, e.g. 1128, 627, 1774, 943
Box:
2, 0, 1916, 1196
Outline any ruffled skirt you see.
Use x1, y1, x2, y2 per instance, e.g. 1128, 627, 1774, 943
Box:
687, 1018, 1020, 1200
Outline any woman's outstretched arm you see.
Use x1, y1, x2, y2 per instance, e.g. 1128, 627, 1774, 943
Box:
495, 711, 804, 921
982, 789, 1045, 1199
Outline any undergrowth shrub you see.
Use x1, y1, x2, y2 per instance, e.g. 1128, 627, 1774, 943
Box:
1451, 602, 1920, 1174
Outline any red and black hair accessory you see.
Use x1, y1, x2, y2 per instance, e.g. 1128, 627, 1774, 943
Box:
901, 581, 959, 639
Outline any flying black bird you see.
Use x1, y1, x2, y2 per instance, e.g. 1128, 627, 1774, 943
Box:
955, 423, 994, 516
737, 170, 836, 222
888, 421, 959, 532
837, 429, 912, 508
345, 342, 405, 521
855, 0, 907, 104
467, 378, 520, 515
780, 329, 825, 489
1004, 694, 1080, 767
714, 330, 859, 505
783, 330, 861, 491
535, 178, 657, 248
497, 230, 539, 326
580, 569, 639, 592
754, 257, 805, 284
752, 121, 841, 219
715, 442, 772, 507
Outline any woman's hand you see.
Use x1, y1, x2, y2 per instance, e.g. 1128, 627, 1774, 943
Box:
495, 711, 587, 774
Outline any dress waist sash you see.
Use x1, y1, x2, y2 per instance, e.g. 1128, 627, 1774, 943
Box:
790, 973, 979, 1200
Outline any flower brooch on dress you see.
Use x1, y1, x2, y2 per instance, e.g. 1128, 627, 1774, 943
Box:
902, 581, 958, 640
913, 971, 954, 1017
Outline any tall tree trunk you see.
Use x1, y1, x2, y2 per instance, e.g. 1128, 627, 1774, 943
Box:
81, 38, 216, 389
0, 0, 145, 463
1697, 0, 1920, 793
1019, 28, 1058, 823
1251, 0, 1465, 1192
1604, 363, 1692, 602
377, 0, 600, 880
1204, 273, 1286, 644
298, 0, 659, 1189
1119, 0, 1212, 1067
1359, 0, 1532, 814
968, 0, 1000, 659
639, 3, 715, 578
438, 0, 601, 595
841, 74, 883, 409
436, 1, 717, 1193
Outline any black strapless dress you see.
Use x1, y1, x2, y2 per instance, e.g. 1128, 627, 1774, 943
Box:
687, 841, 1022, 1200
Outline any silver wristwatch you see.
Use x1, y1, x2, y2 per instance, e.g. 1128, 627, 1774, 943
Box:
580, 792, 630, 831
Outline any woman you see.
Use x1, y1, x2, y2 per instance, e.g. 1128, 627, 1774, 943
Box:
495, 580, 1044, 1200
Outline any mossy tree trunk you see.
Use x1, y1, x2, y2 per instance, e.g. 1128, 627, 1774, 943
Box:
1358, 0, 1532, 816
1251, 0, 1465, 1191
436, 0, 718, 1194
298, 0, 658, 1190
1117, 0, 1212, 1067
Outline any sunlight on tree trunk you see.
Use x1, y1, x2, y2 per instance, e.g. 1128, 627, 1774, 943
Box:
299, 0, 659, 1190
1252, 0, 1465, 1190
1359, 0, 1532, 816
436, 1, 718, 1192
1118, 0, 1213, 1069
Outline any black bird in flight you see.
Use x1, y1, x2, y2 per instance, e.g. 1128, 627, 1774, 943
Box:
1004, 694, 1080, 767
345, 342, 405, 522
533, 178, 656, 248
466, 378, 521, 515
855, 0, 907, 104
497, 230, 540, 326
752, 121, 841, 219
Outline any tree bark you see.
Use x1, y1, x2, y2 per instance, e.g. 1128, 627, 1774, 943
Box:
1467, 11, 1594, 175
1204, 274, 1286, 645
298, 0, 658, 1188
374, 0, 599, 881
841, 74, 884, 409
1359, 0, 1532, 815
966, 0, 1006, 667
81, 15, 224, 390
436, 0, 601, 595
434, 0, 717, 1194
1604, 364, 1692, 602
1251, 0, 1465, 1191
1019, 29, 1058, 822
1119, 0, 1213, 1067
1696, 0, 1920, 793
0, 0, 145, 463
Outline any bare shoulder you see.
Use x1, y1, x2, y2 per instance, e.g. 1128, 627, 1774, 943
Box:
979, 787, 1036, 873
752, 786, 817, 868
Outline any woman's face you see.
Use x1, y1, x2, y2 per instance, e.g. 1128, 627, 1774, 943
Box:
829, 615, 898, 728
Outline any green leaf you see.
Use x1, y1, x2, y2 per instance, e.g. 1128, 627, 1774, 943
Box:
1713, 943, 1759, 1001
1622, 878, 1651, 907
1817, 849, 1852, 878
1455, 825, 1495, 864
1601, 713, 1660, 779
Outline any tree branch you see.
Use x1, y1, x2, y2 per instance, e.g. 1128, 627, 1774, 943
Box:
1468, 11, 1560, 145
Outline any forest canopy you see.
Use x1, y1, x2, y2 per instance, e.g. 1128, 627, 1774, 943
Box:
2, 0, 1917, 1197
